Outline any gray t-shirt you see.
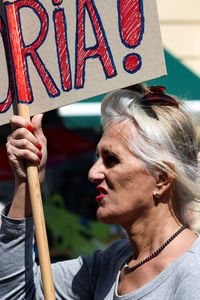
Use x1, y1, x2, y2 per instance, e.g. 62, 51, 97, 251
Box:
0, 211, 200, 299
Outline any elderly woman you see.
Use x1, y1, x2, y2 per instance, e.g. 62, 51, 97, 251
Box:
0, 84, 200, 299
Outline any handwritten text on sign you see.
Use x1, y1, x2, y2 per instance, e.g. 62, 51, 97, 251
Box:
0, 0, 166, 124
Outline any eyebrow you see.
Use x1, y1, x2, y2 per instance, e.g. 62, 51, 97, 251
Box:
96, 148, 119, 158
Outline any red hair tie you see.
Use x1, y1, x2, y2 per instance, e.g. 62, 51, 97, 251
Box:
141, 86, 179, 108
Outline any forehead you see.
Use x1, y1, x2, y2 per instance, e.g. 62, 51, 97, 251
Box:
97, 121, 136, 153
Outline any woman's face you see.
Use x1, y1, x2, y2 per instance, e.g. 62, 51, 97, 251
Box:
88, 121, 157, 226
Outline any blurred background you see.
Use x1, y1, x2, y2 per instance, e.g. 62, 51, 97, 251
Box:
0, 0, 200, 260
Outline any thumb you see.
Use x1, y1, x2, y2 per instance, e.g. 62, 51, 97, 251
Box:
31, 114, 45, 142
31, 113, 44, 131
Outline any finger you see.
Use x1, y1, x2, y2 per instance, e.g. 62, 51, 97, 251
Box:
31, 114, 46, 144
8, 128, 42, 154
31, 113, 47, 151
10, 115, 32, 132
8, 135, 41, 156
11, 127, 38, 145
7, 142, 41, 166
31, 113, 44, 131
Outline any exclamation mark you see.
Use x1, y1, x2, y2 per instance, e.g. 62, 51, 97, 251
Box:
118, 0, 144, 74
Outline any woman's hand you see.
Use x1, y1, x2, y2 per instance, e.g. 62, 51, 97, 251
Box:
6, 114, 47, 185
6, 114, 47, 219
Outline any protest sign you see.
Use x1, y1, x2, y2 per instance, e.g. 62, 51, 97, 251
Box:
0, 0, 166, 125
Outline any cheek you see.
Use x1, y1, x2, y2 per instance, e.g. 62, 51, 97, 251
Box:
116, 170, 155, 196
118, 169, 142, 186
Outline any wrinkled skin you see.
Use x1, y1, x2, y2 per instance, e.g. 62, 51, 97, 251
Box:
6, 114, 47, 185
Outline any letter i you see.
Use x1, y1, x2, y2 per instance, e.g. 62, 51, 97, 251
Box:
53, 0, 72, 91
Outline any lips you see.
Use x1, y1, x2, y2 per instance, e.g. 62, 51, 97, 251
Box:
96, 186, 108, 201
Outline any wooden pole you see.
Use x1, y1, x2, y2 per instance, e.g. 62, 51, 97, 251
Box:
3, 1, 56, 299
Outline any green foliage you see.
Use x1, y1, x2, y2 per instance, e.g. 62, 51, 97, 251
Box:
44, 194, 110, 258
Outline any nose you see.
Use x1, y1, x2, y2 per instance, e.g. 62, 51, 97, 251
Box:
88, 158, 105, 184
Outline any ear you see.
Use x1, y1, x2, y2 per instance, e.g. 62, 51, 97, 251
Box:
154, 164, 175, 197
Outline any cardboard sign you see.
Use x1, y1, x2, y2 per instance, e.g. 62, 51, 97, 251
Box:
0, 0, 166, 125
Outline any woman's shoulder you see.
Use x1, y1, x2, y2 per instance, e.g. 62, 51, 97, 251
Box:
183, 235, 200, 260
180, 235, 200, 271
171, 235, 200, 291
174, 238, 200, 300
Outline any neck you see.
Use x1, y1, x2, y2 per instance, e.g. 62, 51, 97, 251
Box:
123, 205, 184, 260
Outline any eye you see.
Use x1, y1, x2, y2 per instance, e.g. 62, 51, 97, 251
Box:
104, 154, 119, 167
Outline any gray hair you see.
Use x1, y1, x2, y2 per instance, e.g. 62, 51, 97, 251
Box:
101, 84, 200, 221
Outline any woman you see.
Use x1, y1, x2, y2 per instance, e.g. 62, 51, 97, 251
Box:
1, 84, 200, 299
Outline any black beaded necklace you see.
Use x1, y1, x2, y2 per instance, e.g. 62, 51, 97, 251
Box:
124, 224, 189, 272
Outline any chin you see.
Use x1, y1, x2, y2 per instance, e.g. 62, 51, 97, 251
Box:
97, 211, 119, 225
